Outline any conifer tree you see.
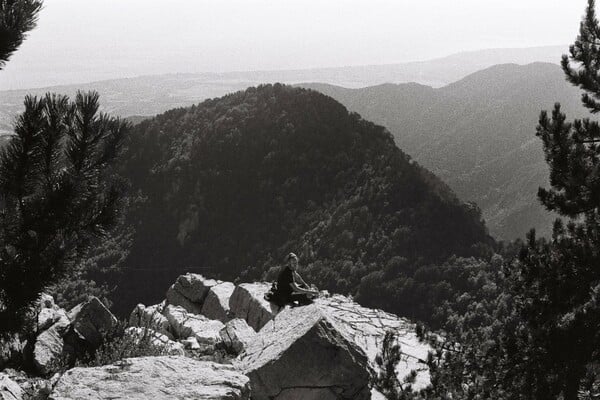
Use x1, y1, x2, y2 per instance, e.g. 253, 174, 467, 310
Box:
501, 1, 600, 398
0, 92, 129, 334
0, 0, 43, 69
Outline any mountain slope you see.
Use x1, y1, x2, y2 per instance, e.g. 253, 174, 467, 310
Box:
0, 46, 566, 134
300, 63, 587, 239
113, 84, 492, 316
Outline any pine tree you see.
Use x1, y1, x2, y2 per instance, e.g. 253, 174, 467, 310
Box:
507, 0, 600, 398
0, 92, 129, 334
0, 0, 43, 69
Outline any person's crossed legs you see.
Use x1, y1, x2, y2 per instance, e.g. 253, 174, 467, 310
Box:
290, 293, 313, 306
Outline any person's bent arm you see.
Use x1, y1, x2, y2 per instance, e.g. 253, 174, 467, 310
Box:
290, 282, 317, 295
294, 271, 309, 288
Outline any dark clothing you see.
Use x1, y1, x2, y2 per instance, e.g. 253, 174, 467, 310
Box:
276, 266, 294, 299
267, 266, 313, 307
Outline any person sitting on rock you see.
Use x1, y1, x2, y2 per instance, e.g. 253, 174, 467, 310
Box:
266, 252, 318, 307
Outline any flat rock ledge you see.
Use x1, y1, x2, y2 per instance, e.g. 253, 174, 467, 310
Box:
48, 356, 250, 400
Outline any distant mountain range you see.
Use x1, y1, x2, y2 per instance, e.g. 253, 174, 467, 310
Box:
0, 45, 566, 134
300, 63, 587, 239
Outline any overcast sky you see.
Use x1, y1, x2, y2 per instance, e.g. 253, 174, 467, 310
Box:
0, 0, 587, 90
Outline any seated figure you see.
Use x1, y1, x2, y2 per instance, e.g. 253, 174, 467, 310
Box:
266, 252, 318, 307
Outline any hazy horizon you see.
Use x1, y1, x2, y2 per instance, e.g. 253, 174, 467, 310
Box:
0, 0, 586, 90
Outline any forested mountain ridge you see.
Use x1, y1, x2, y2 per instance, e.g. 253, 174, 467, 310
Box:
300, 62, 587, 240
113, 84, 493, 316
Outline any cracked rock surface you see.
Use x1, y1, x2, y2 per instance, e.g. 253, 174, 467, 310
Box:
318, 295, 431, 390
239, 304, 371, 400
0, 373, 23, 400
48, 356, 250, 400
163, 305, 224, 344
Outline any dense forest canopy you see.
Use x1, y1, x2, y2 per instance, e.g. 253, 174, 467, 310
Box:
112, 84, 494, 317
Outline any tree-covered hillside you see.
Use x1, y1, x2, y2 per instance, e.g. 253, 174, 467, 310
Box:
112, 84, 493, 316
300, 62, 586, 240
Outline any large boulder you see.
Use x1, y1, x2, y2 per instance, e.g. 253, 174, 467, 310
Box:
67, 297, 117, 348
128, 302, 173, 339
318, 295, 431, 391
229, 283, 275, 331
219, 318, 256, 354
201, 282, 235, 323
0, 373, 23, 400
173, 273, 218, 303
163, 305, 224, 345
165, 285, 203, 314
239, 303, 371, 400
33, 317, 70, 375
49, 356, 250, 400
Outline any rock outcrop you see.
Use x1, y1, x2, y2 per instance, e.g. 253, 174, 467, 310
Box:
33, 274, 432, 399
22, 294, 119, 375
0, 373, 23, 400
229, 283, 275, 331
319, 295, 431, 390
49, 356, 250, 400
239, 303, 371, 400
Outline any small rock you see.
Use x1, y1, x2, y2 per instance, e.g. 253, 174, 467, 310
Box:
181, 336, 200, 350
219, 318, 256, 354
124, 327, 184, 356
163, 305, 224, 345
38, 294, 55, 310
37, 308, 68, 333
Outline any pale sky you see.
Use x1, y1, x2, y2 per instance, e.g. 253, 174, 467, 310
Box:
0, 0, 587, 90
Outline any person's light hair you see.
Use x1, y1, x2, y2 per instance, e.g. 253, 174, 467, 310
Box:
285, 252, 298, 262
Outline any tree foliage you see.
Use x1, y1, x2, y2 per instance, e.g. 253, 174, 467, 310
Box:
0, 0, 43, 69
417, 2, 600, 399
112, 84, 494, 315
0, 92, 129, 334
